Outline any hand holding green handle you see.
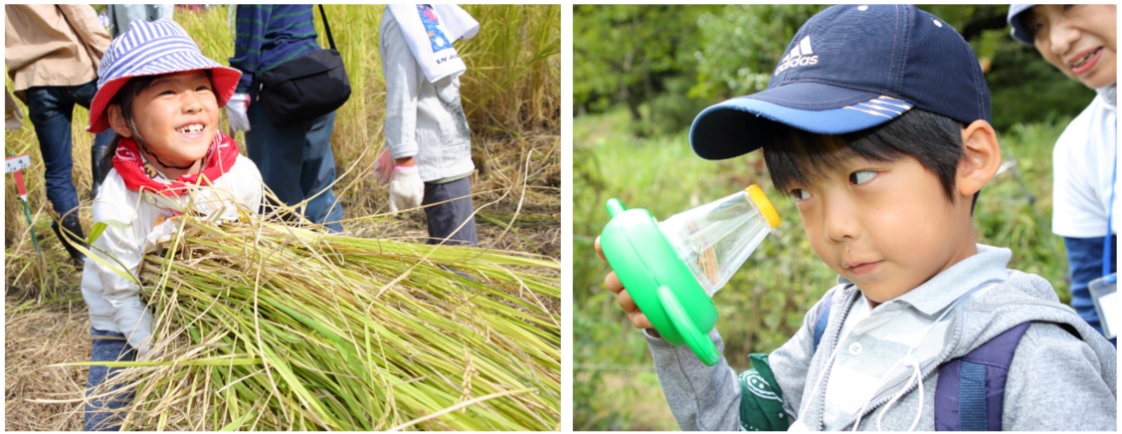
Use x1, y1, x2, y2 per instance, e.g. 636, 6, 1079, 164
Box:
600, 198, 720, 366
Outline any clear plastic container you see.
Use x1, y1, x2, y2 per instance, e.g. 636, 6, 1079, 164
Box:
600, 184, 780, 365
659, 185, 780, 296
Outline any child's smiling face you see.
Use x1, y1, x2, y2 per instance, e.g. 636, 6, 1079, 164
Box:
114, 71, 220, 169
1028, 5, 1117, 89
785, 150, 978, 307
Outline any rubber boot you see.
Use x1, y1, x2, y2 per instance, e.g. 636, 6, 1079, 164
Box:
51, 214, 87, 265
91, 144, 113, 199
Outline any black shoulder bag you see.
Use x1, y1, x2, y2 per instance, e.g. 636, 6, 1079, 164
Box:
255, 5, 352, 125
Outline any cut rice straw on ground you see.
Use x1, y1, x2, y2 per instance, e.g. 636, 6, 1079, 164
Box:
65, 214, 559, 431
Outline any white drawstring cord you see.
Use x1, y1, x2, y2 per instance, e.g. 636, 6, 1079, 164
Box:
875, 355, 924, 431
855, 282, 993, 431
847, 353, 923, 432
817, 282, 992, 431
849, 354, 907, 431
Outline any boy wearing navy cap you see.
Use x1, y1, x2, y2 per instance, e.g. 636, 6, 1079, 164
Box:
597, 5, 1116, 430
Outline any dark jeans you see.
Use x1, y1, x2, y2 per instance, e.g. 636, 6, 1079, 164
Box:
84, 328, 137, 431
24, 81, 114, 218
245, 105, 344, 233
423, 176, 477, 246
1064, 234, 1118, 345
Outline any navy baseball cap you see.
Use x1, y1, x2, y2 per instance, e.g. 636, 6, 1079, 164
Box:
1007, 4, 1036, 45
690, 4, 992, 160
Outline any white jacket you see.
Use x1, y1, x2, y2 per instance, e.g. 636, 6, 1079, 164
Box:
80, 155, 263, 356
380, 10, 474, 183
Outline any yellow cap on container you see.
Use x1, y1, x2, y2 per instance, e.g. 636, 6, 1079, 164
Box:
745, 184, 780, 229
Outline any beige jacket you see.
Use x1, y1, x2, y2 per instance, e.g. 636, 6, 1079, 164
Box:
5, 4, 110, 102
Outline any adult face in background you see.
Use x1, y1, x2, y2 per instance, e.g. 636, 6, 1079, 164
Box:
1027, 5, 1117, 89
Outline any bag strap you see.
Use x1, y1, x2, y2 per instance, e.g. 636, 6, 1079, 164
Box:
933, 322, 1031, 431
317, 5, 336, 50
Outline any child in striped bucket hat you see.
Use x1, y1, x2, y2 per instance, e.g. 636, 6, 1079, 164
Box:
80, 18, 263, 431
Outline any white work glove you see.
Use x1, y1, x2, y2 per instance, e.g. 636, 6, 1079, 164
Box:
225, 93, 251, 132
372, 148, 394, 185
389, 166, 424, 213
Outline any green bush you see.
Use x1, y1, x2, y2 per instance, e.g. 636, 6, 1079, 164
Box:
645, 77, 712, 136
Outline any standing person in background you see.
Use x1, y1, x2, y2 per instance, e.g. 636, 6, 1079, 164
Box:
227, 4, 344, 233
1007, 5, 1117, 343
378, 4, 479, 246
106, 4, 173, 38
5, 4, 115, 264
6, 86, 24, 130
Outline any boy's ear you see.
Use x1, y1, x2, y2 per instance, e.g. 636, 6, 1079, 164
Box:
956, 120, 1001, 197
107, 105, 133, 138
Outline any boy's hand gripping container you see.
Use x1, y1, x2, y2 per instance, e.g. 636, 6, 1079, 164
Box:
600, 185, 780, 366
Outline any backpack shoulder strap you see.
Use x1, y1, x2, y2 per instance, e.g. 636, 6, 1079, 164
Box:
811, 294, 834, 352
934, 321, 1032, 431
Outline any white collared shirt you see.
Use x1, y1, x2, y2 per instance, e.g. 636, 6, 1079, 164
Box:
819, 269, 1001, 430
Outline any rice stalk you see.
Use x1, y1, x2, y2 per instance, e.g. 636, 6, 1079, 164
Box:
70, 214, 559, 431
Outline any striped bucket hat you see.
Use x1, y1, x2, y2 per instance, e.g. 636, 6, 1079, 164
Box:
87, 19, 241, 133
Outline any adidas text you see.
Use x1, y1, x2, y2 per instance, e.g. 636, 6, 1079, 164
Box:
774, 55, 818, 75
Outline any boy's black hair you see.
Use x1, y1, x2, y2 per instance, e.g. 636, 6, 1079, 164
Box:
97, 71, 215, 171
761, 108, 980, 211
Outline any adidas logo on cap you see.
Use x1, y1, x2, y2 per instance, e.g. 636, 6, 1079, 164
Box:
774, 36, 817, 75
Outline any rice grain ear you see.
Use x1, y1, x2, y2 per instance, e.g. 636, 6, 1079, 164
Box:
88, 212, 559, 431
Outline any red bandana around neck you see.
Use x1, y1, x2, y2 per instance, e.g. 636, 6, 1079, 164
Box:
112, 132, 239, 196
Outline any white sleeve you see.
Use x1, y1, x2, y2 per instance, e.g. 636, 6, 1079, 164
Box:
380, 12, 421, 161
88, 194, 154, 356
235, 156, 264, 214
214, 155, 263, 217
1051, 99, 1118, 238
182, 156, 263, 224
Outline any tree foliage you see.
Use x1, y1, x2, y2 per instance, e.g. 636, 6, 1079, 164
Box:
574, 4, 1094, 136
690, 5, 824, 103
573, 5, 718, 135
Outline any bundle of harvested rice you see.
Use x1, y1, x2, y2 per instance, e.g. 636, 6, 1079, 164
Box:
81, 215, 560, 431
